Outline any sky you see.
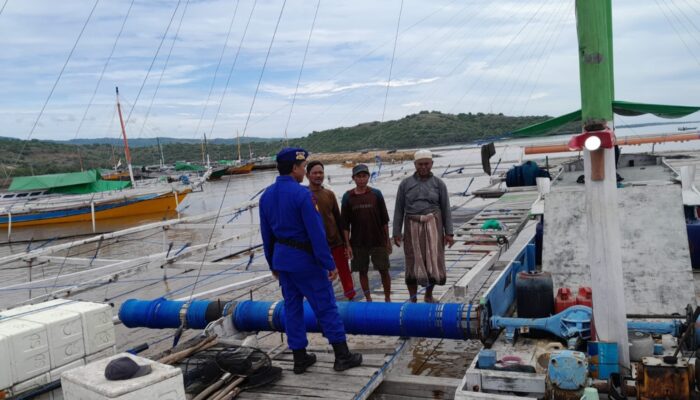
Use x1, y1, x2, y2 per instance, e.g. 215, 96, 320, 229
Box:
0, 0, 699, 141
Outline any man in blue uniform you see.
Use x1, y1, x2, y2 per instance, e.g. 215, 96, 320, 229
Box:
259, 147, 362, 374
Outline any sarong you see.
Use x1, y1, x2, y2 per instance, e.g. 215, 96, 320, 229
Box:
404, 211, 446, 286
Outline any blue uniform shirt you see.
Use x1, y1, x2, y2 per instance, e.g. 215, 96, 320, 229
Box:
259, 175, 336, 273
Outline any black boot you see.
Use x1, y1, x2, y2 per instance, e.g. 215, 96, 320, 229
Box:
332, 342, 362, 372
292, 348, 316, 374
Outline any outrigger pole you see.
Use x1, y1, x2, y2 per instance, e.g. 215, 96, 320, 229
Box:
116, 86, 136, 187
572, 0, 630, 368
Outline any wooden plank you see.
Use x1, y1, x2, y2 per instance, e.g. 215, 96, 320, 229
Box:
376, 374, 460, 398
274, 351, 387, 367
237, 384, 352, 399
455, 390, 538, 400
473, 369, 544, 392
236, 393, 313, 400
454, 251, 499, 299
274, 361, 381, 377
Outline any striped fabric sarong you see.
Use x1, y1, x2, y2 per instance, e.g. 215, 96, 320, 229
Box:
404, 211, 446, 286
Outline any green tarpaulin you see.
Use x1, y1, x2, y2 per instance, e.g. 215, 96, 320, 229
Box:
49, 179, 131, 194
510, 101, 700, 138
175, 162, 205, 171
9, 169, 131, 194
10, 169, 100, 191
611, 101, 700, 118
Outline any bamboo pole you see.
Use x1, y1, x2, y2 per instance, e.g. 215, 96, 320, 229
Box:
523, 132, 700, 154
0, 201, 258, 266
115, 87, 136, 187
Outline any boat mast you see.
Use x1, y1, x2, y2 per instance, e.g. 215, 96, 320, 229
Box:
236, 130, 242, 163
115, 87, 136, 187
156, 136, 165, 168
575, 0, 629, 368
203, 133, 210, 168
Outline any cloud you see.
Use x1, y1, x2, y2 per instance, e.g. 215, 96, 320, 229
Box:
263, 77, 440, 98
0, 0, 697, 141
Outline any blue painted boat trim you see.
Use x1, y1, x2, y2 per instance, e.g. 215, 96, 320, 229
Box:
0, 193, 161, 224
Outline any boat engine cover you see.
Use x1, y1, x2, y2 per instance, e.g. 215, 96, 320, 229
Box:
545, 350, 588, 394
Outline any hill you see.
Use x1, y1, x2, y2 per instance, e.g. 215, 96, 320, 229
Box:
0, 111, 567, 179
57, 136, 279, 147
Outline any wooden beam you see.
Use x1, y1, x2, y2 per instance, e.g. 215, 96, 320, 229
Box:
0, 200, 259, 266
454, 251, 498, 299
374, 375, 461, 399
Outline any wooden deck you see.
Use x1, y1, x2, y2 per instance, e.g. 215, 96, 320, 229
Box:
238, 190, 540, 400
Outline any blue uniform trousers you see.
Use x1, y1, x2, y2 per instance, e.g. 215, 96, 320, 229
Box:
278, 269, 347, 350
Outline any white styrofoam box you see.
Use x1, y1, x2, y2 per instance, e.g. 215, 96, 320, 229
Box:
55, 301, 115, 355
11, 372, 50, 399
61, 353, 185, 400
20, 308, 85, 369
0, 299, 69, 319
0, 319, 50, 383
0, 333, 12, 390
85, 345, 117, 363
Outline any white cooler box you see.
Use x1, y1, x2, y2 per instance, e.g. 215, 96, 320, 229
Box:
61, 353, 185, 400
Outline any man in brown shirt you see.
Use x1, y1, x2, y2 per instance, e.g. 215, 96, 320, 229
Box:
306, 161, 356, 300
341, 164, 392, 302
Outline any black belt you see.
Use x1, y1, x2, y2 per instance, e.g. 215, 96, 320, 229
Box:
276, 238, 313, 254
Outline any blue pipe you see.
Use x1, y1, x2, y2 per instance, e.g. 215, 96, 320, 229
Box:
118, 298, 686, 344
234, 300, 473, 340
119, 298, 212, 329
120, 298, 477, 340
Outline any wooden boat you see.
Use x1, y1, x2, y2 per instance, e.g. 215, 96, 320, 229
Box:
0, 189, 189, 228
207, 166, 229, 180
0, 169, 193, 230
251, 158, 277, 170
226, 162, 254, 175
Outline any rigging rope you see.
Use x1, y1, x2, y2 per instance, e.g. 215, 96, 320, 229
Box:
2, 0, 100, 185
123, 0, 183, 125
448, 0, 553, 114
192, 0, 241, 138
207, 0, 258, 138
136, 0, 192, 140
656, 0, 700, 67
486, 0, 565, 112
73, 0, 135, 142
662, 0, 700, 55
381, 0, 404, 122
283, 0, 321, 145
514, 0, 573, 116
240, 0, 288, 138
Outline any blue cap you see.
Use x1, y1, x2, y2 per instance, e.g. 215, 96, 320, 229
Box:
276, 147, 308, 163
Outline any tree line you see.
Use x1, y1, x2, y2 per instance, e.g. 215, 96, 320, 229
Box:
1, 110, 571, 181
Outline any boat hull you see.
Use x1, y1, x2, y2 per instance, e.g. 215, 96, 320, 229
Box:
207, 167, 229, 180
0, 191, 189, 228
226, 163, 254, 175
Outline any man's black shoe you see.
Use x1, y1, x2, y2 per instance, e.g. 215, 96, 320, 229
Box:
332, 342, 362, 372
292, 349, 316, 374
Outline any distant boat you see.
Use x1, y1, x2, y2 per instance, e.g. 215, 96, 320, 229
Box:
208, 165, 229, 180
226, 163, 254, 175
678, 126, 697, 131
252, 157, 276, 170
0, 169, 193, 229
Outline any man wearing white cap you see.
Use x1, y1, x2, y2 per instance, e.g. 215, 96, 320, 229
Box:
392, 149, 454, 303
